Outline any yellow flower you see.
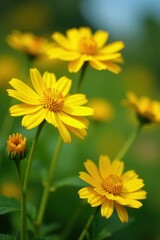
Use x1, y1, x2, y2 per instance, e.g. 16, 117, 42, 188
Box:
6, 133, 27, 161
7, 30, 53, 59
48, 27, 125, 73
78, 155, 146, 223
7, 68, 93, 143
87, 98, 114, 122
123, 92, 160, 124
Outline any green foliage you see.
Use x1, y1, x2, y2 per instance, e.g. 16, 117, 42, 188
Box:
0, 195, 20, 215
0, 234, 15, 240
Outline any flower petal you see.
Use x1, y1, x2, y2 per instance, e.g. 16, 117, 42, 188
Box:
110, 160, 124, 176
9, 103, 42, 116
65, 94, 88, 105
63, 105, 93, 116
84, 160, 102, 182
30, 68, 46, 95
67, 126, 87, 139
54, 113, 71, 143
55, 77, 72, 96
115, 203, 128, 223
99, 41, 125, 54
101, 199, 114, 218
123, 179, 145, 192
22, 109, 46, 129
120, 190, 147, 200
79, 172, 101, 188
42, 71, 56, 89
52, 32, 72, 49
68, 57, 85, 72
99, 155, 111, 179
7, 89, 40, 105
57, 112, 86, 129
93, 30, 109, 48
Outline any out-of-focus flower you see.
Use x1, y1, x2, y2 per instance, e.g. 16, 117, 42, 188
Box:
78, 155, 146, 223
6, 133, 27, 161
7, 68, 93, 143
123, 92, 160, 124
87, 98, 114, 122
6, 30, 53, 59
48, 27, 124, 73
0, 182, 20, 199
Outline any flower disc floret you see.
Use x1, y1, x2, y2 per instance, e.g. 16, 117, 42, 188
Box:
78, 155, 147, 223
7, 68, 93, 143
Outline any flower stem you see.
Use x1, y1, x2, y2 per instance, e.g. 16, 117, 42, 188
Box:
115, 123, 143, 160
23, 121, 45, 193
15, 160, 27, 240
35, 136, 63, 231
78, 208, 99, 240
76, 62, 88, 93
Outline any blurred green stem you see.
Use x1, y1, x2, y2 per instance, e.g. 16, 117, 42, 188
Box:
115, 123, 143, 160
76, 62, 88, 93
35, 136, 63, 232
78, 208, 99, 240
15, 160, 27, 240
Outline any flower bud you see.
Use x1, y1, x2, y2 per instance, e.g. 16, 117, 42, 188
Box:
6, 133, 27, 161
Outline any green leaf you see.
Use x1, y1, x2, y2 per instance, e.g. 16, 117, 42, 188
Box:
0, 234, 15, 240
52, 176, 86, 191
0, 195, 20, 215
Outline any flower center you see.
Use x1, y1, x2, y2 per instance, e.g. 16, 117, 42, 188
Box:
42, 88, 64, 112
103, 174, 123, 195
78, 36, 97, 55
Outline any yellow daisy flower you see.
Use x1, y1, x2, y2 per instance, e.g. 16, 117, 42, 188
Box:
48, 27, 125, 73
124, 92, 160, 124
7, 30, 53, 59
7, 68, 93, 143
78, 155, 146, 223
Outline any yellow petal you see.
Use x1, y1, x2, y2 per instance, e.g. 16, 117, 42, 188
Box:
110, 160, 124, 176
84, 160, 102, 182
67, 126, 87, 139
57, 112, 86, 129
101, 199, 114, 218
79, 172, 101, 188
99, 155, 111, 179
65, 94, 88, 105
30, 68, 46, 95
63, 105, 93, 116
54, 114, 71, 143
52, 32, 72, 49
9, 104, 42, 116
22, 109, 46, 129
123, 179, 144, 192
100, 41, 125, 54
121, 190, 147, 200
93, 30, 109, 48
68, 57, 85, 72
95, 53, 122, 61
55, 77, 71, 96
7, 89, 40, 105
42, 71, 56, 89
115, 203, 128, 223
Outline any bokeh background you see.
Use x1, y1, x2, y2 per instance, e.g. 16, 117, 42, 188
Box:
0, 0, 160, 239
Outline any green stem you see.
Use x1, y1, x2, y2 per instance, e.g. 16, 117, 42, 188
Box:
78, 208, 99, 240
15, 160, 27, 240
35, 136, 63, 230
23, 121, 45, 193
76, 62, 88, 93
115, 123, 143, 160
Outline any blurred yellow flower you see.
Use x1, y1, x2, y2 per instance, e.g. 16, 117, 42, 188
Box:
87, 98, 114, 122
123, 92, 160, 124
7, 68, 93, 143
6, 133, 27, 161
7, 30, 53, 59
0, 182, 20, 199
48, 27, 124, 73
78, 155, 146, 223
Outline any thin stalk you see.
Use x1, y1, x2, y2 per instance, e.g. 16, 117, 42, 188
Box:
23, 121, 45, 193
15, 161, 27, 240
78, 208, 99, 240
115, 123, 143, 160
35, 136, 63, 230
76, 62, 88, 93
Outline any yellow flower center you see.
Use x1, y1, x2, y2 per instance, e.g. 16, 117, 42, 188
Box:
78, 36, 97, 55
103, 174, 123, 195
42, 88, 64, 112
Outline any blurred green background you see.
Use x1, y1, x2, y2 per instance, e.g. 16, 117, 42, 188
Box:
0, 0, 160, 239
